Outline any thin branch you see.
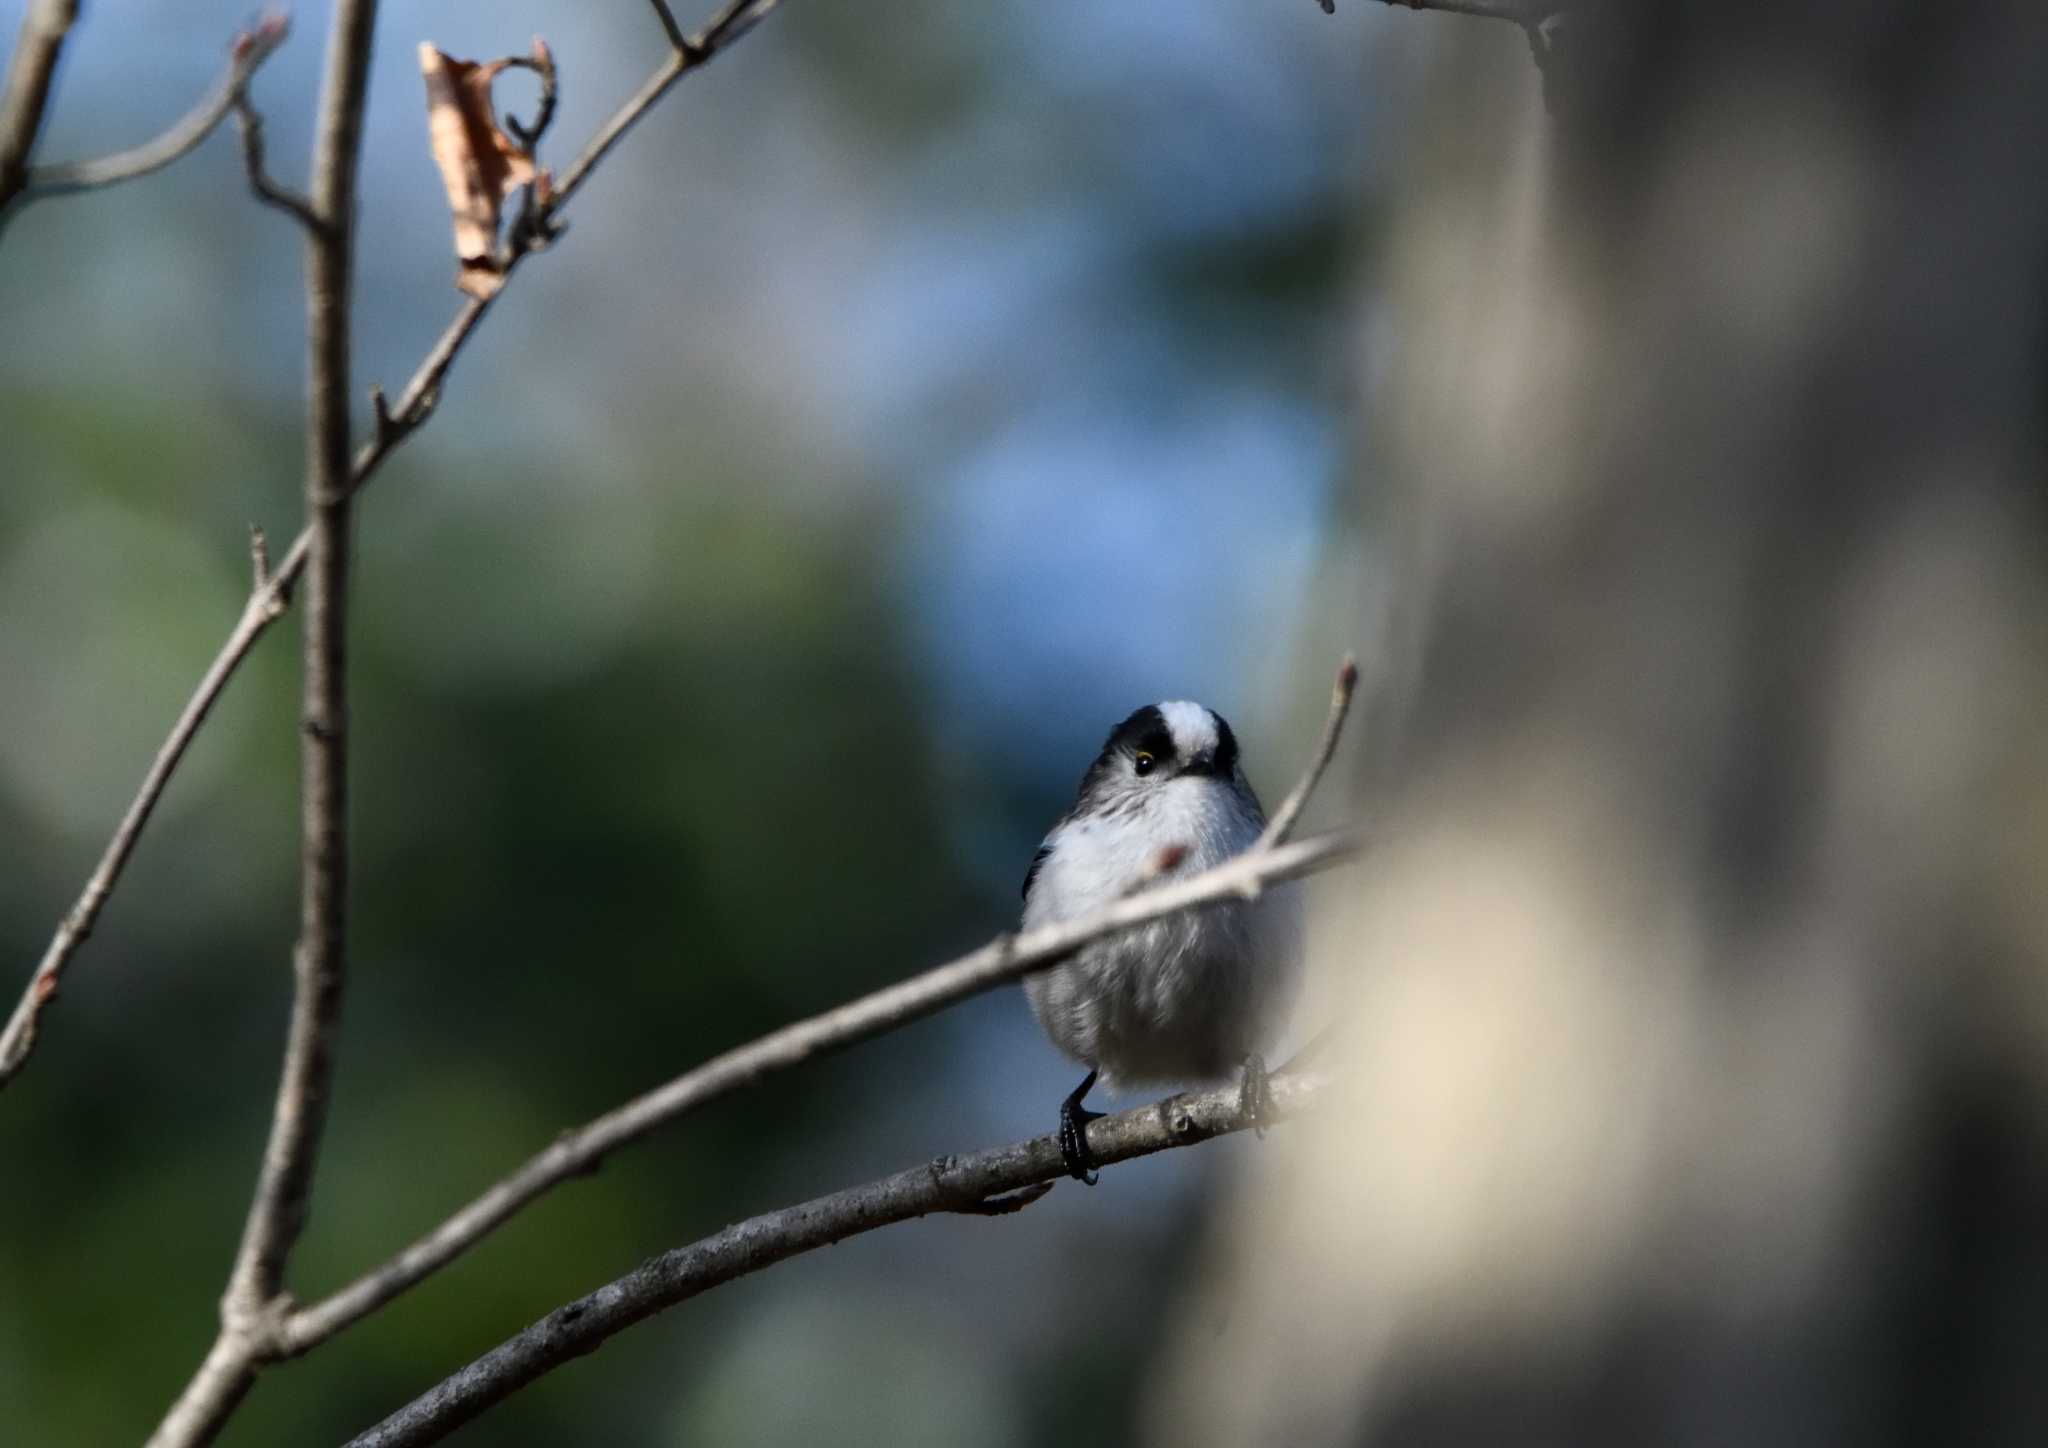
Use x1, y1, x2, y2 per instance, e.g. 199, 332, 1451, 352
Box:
145, 3, 379, 1445
230, 0, 374, 1307
1, 0, 782, 1090
0, 0, 78, 210
0, 571, 299, 1085
276, 669, 1355, 1351
233, 94, 321, 232
1372, 0, 1560, 21
498, 44, 558, 153
249, 526, 273, 592
1374, 0, 1581, 95
3, 11, 291, 216
648, 0, 690, 53
343, 1070, 1332, 1448
1257, 655, 1359, 849
1280, 1022, 1337, 1073
547, 0, 783, 213
282, 824, 1359, 1352
695, 0, 787, 53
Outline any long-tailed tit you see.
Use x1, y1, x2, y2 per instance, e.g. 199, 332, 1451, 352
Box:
1022, 701, 1302, 1183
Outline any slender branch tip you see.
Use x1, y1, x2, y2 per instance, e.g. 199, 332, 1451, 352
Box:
1257, 655, 1361, 850
6, 6, 293, 215
649, 1, 689, 52
232, 94, 322, 232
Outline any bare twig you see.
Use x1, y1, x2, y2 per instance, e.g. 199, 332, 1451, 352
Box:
0, 0, 78, 210
1, 0, 781, 1090
0, 569, 301, 1086
282, 824, 1359, 1352
230, 0, 372, 1311
546, 0, 783, 214
694, 0, 786, 53
1281, 1022, 1337, 1073
343, 1070, 1332, 1448
233, 94, 321, 231
1372, 0, 1560, 21
499, 40, 558, 152
248, 527, 272, 592
648, 0, 690, 53
1257, 655, 1359, 850
283, 666, 1358, 1346
144, 3, 379, 1444
1, 10, 291, 226
1371, 0, 1577, 102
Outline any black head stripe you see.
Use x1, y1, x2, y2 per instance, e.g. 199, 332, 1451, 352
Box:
1210, 712, 1240, 777
1075, 704, 1176, 801
1104, 705, 1175, 761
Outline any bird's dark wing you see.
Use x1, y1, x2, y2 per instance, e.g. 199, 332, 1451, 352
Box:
1022, 844, 1053, 903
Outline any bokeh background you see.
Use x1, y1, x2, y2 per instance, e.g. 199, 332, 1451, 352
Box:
3, 2, 2045, 1446
1, 1, 1367, 1442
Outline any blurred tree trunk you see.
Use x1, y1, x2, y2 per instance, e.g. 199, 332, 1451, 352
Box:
1149, 5, 2048, 1444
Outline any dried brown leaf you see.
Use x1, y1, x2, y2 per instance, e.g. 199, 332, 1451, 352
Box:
419, 42, 548, 299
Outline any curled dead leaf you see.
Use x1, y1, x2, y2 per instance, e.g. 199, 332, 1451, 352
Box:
419, 40, 554, 299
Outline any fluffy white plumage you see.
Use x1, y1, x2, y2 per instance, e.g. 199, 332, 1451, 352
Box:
1022, 701, 1302, 1092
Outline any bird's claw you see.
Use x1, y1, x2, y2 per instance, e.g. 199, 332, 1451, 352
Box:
1059, 1069, 1104, 1185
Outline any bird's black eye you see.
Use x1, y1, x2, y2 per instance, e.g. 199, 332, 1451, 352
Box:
1133, 750, 1156, 777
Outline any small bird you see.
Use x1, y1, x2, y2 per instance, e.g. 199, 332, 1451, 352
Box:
1022, 701, 1302, 1184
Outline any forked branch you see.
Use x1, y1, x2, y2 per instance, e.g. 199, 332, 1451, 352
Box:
0, 0, 783, 1091
1259, 654, 1358, 848
0, 10, 292, 228
233, 94, 321, 231
143, 0, 378, 1443
320, 654, 1357, 1438
1367, 0, 1562, 21
284, 819, 1360, 1351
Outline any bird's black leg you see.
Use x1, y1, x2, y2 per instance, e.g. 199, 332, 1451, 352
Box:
1239, 1053, 1272, 1139
1059, 1069, 1104, 1185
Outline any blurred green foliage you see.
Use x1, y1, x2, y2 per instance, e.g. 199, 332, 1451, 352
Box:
0, 394, 1001, 1440
0, 0, 1364, 1441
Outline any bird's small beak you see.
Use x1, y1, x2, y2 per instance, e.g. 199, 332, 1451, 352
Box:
1183, 749, 1217, 777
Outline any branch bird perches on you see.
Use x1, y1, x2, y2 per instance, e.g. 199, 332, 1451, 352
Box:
332, 661, 1362, 1445
343, 1071, 1333, 1448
